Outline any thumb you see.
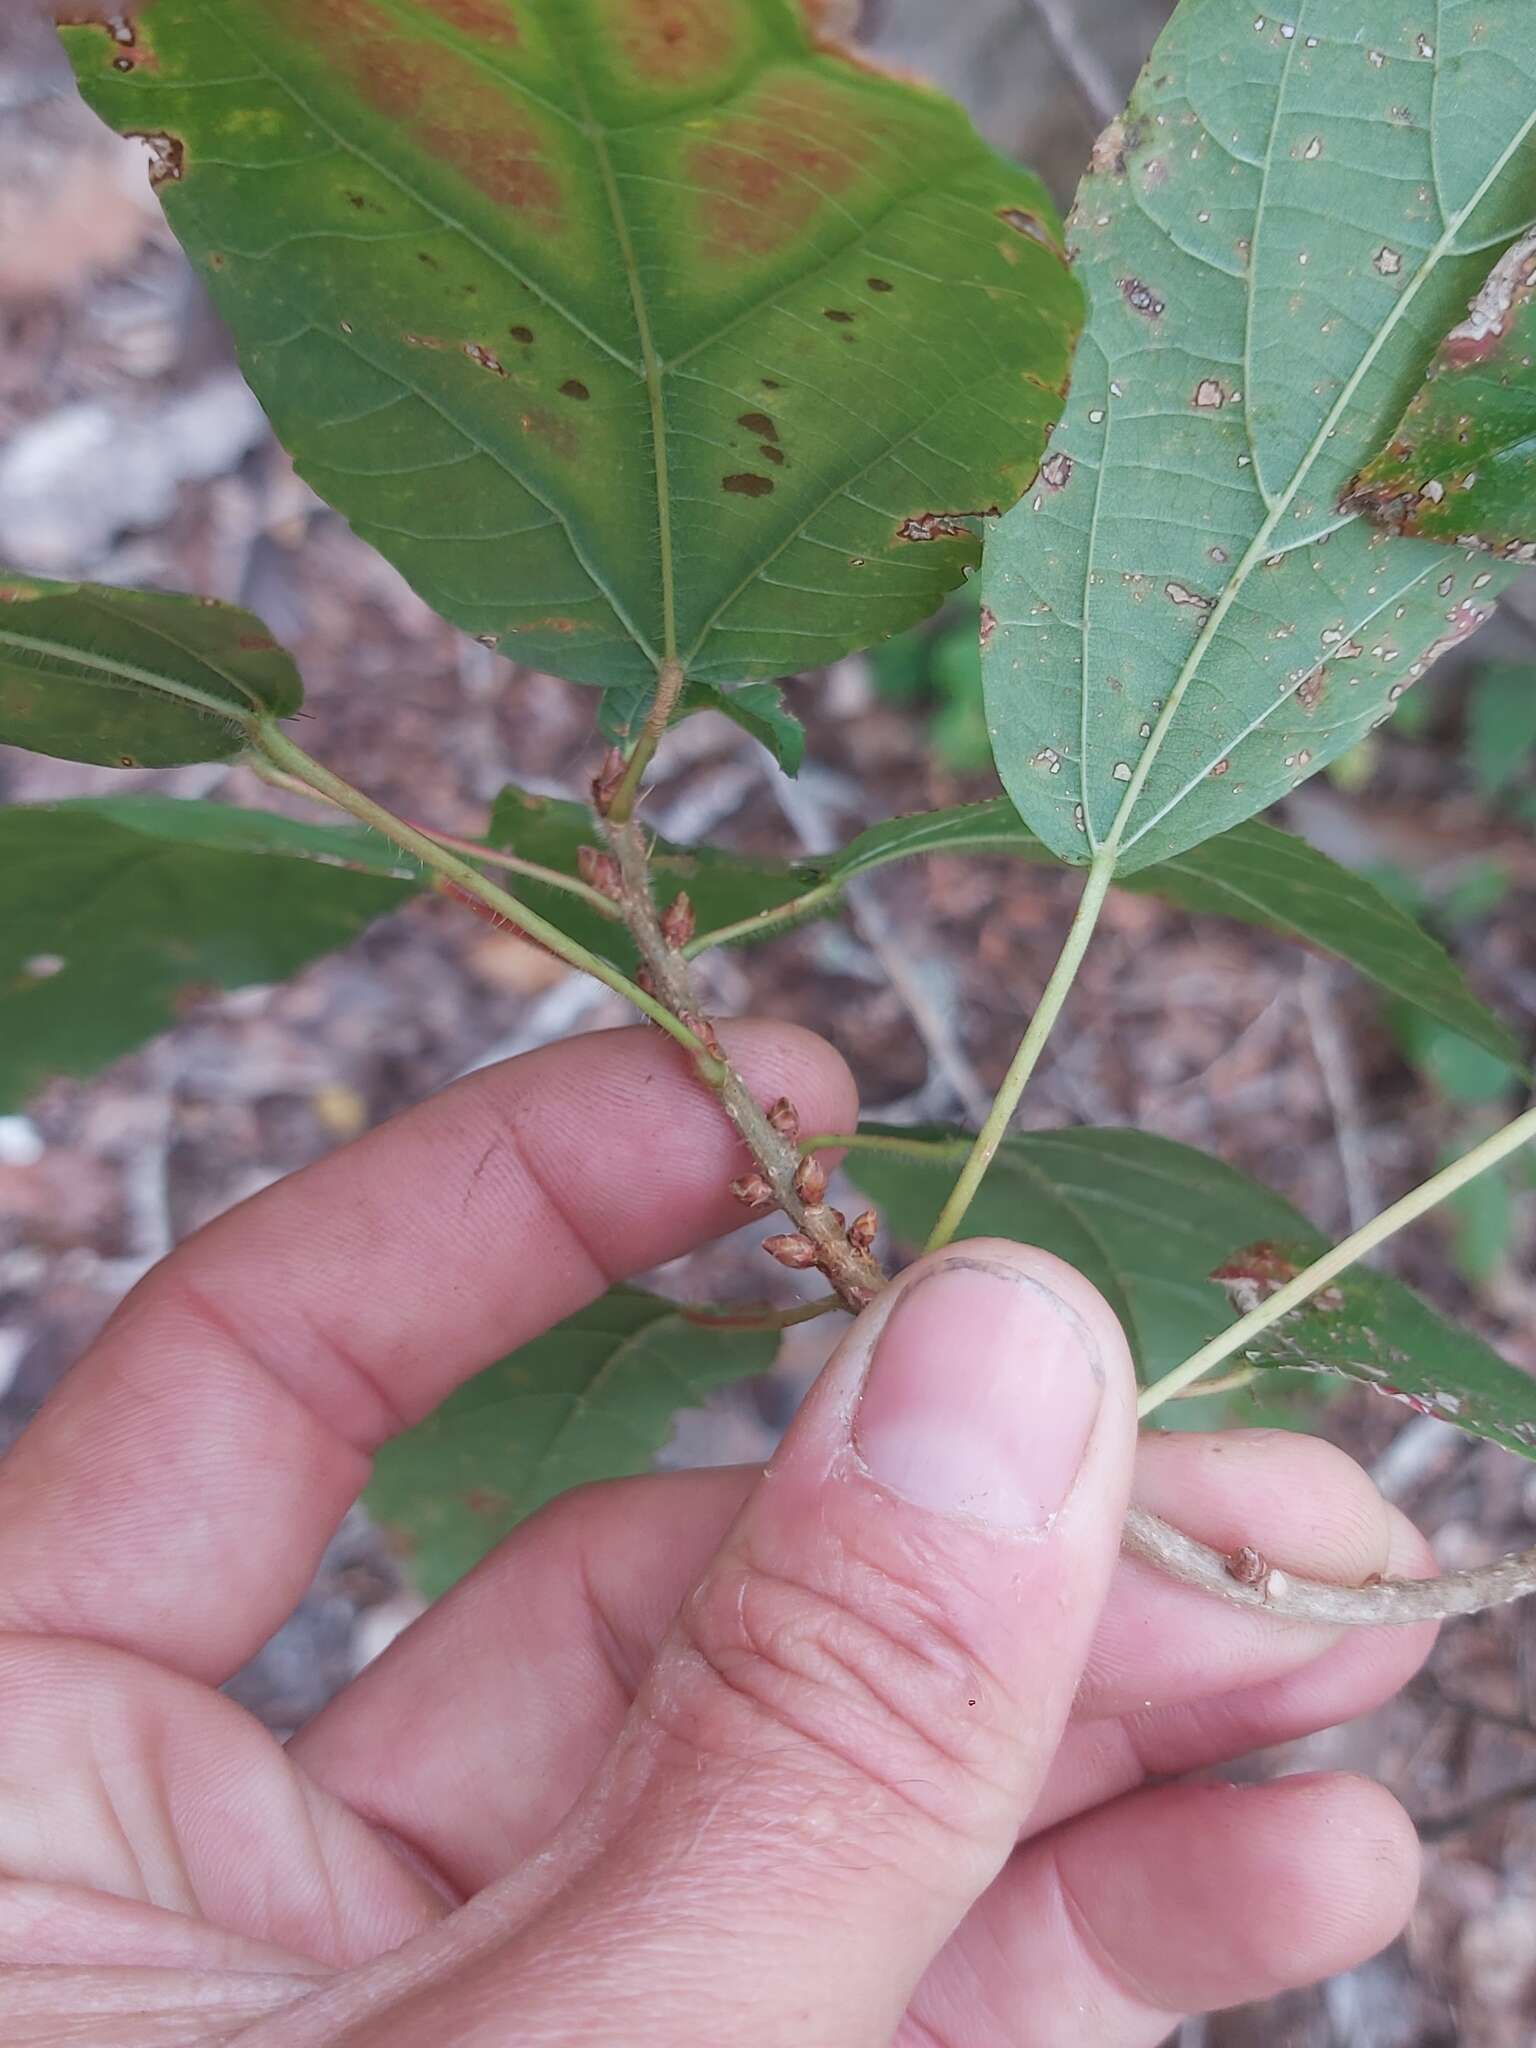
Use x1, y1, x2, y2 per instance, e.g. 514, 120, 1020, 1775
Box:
477, 1242, 1136, 2047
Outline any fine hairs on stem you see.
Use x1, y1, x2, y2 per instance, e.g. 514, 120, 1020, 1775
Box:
253, 708, 1536, 1630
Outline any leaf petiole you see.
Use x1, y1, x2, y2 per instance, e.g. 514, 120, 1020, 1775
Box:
250, 723, 721, 1072
923, 852, 1118, 1253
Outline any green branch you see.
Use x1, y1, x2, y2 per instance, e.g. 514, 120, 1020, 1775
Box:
252, 723, 719, 1071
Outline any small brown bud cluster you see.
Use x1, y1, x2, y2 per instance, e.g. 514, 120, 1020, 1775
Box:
848, 1209, 878, 1252
577, 844, 622, 899
659, 891, 695, 950
1225, 1545, 1267, 1587
591, 747, 626, 814
793, 1154, 827, 1208
766, 1096, 800, 1141
731, 1173, 775, 1209
678, 1011, 722, 1057
763, 1233, 818, 1270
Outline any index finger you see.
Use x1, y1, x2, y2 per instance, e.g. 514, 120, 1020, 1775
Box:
0, 1021, 856, 1681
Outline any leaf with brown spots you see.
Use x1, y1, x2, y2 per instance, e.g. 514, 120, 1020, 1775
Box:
983, 0, 1535, 874
844, 1125, 1536, 1444
62, 0, 1079, 705
1345, 227, 1536, 560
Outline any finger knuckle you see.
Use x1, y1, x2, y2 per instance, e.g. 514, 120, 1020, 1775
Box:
650, 1538, 1017, 1868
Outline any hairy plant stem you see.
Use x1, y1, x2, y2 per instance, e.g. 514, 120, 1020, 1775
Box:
1137, 1101, 1536, 1419
607, 657, 684, 824
251, 724, 716, 1067
924, 853, 1116, 1252
247, 755, 621, 919
603, 813, 886, 1314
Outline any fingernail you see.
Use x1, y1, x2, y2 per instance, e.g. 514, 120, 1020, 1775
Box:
852, 1260, 1102, 1529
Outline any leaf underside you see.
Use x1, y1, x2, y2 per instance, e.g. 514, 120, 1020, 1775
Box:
845, 1124, 1536, 1455
1346, 226, 1536, 559
982, 0, 1536, 874
65, 0, 1080, 699
365, 1285, 778, 1597
0, 571, 301, 767
0, 798, 418, 1110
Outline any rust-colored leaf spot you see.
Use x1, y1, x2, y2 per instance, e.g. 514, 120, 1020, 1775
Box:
761, 376, 781, 390
416, 0, 522, 46
520, 408, 579, 457
465, 342, 507, 374
689, 74, 880, 261
1212, 1242, 1301, 1301
236, 633, 276, 651
897, 513, 969, 542
997, 207, 1055, 250
867, 275, 894, 292
464, 1487, 509, 1516
760, 443, 785, 464
1296, 665, 1327, 712
508, 324, 535, 344
264, 0, 564, 230
1039, 451, 1074, 490
560, 378, 591, 400
824, 308, 854, 323
1192, 378, 1228, 410
1119, 276, 1165, 319
979, 604, 997, 648
1089, 115, 1146, 177
126, 130, 184, 190
1164, 579, 1212, 612
596, 0, 737, 82
737, 410, 777, 439
723, 472, 775, 497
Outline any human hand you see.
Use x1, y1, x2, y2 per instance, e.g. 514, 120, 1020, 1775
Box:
0, 1023, 1436, 2046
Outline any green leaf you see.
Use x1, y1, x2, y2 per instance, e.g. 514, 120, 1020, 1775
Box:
1466, 663, 1536, 800
1444, 1151, 1515, 1287
1388, 1003, 1516, 1107
599, 675, 805, 774
64, 2, 1080, 699
829, 803, 1522, 1066
842, 1125, 1536, 1456
366, 1286, 777, 1598
0, 572, 301, 767
982, 2, 1536, 874
1345, 228, 1536, 556
0, 797, 418, 1108
1221, 1242, 1536, 1459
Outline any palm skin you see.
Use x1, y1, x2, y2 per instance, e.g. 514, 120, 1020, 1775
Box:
0, 1023, 1433, 2046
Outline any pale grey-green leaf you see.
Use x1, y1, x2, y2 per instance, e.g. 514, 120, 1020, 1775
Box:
984, 0, 1536, 873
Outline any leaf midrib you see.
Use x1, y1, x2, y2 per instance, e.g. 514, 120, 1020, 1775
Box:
0, 622, 253, 731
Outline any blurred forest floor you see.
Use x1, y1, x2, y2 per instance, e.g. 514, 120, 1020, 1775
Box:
2, 4, 1536, 2042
